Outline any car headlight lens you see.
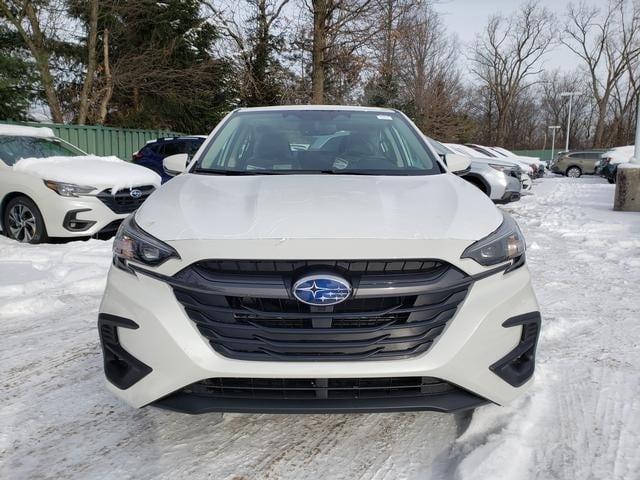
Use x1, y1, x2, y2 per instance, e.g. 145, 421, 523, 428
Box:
489, 164, 508, 172
113, 215, 180, 268
461, 211, 526, 266
44, 180, 95, 197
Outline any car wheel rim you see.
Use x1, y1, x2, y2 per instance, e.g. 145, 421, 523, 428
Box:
8, 204, 37, 242
568, 169, 579, 177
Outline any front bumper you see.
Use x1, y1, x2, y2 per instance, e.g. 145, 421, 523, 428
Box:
40, 193, 128, 238
99, 243, 540, 413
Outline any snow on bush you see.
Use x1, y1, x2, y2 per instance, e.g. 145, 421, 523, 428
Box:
13, 155, 161, 193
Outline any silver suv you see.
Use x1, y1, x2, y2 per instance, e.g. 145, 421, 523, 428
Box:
549, 150, 606, 177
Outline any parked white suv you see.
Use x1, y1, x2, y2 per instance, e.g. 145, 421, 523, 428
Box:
0, 125, 160, 243
99, 106, 540, 414
426, 138, 522, 203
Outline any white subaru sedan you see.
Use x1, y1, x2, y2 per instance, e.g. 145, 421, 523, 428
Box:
99, 106, 540, 414
0, 125, 160, 243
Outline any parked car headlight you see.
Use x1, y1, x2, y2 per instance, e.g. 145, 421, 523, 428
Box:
461, 211, 525, 266
489, 164, 509, 172
113, 215, 180, 268
44, 180, 95, 197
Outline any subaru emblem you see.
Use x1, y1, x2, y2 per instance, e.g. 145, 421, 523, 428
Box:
293, 274, 352, 306
130, 189, 142, 199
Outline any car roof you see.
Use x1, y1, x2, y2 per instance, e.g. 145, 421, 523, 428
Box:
235, 105, 396, 114
0, 124, 56, 138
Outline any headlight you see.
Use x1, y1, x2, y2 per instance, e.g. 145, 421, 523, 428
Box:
44, 180, 95, 197
113, 215, 180, 268
461, 211, 525, 267
489, 164, 508, 172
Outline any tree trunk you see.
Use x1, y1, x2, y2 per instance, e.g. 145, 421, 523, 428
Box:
97, 29, 113, 124
249, 0, 269, 106
592, 95, 610, 148
21, 3, 64, 123
78, 0, 100, 125
311, 0, 327, 104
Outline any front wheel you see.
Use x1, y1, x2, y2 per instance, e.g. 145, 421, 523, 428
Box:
566, 166, 582, 178
3, 196, 48, 244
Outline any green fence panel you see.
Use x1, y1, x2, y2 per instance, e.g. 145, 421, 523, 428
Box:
513, 149, 556, 160
0, 120, 184, 160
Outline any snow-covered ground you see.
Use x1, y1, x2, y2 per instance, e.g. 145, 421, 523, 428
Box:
1, 177, 639, 480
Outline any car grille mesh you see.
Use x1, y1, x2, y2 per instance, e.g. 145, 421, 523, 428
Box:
96, 185, 155, 214
172, 259, 471, 361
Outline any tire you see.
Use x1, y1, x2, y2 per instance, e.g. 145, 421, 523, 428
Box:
3, 196, 48, 244
566, 166, 582, 178
608, 177, 615, 184
464, 177, 489, 196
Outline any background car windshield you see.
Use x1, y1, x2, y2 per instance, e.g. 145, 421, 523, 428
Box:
196, 110, 441, 175
0, 136, 84, 166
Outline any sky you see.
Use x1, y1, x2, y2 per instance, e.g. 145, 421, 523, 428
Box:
434, 0, 582, 73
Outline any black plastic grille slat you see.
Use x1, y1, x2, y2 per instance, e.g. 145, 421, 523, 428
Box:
96, 185, 155, 214
172, 259, 470, 361
193, 259, 444, 276
183, 376, 458, 400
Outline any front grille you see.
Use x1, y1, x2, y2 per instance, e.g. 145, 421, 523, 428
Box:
183, 376, 458, 400
507, 167, 522, 179
192, 259, 444, 275
172, 259, 471, 361
97, 185, 155, 214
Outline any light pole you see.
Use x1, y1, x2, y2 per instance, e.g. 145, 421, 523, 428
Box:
560, 91, 580, 151
548, 125, 560, 161
633, 94, 640, 164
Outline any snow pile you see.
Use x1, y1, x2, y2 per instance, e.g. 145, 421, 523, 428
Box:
603, 145, 634, 164
451, 178, 640, 480
0, 124, 55, 138
13, 155, 161, 193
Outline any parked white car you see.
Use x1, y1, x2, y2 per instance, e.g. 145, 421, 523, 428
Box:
0, 125, 161, 243
98, 106, 540, 415
466, 144, 543, 179
427, 137, 522, 203
488, 147, 546, 176
446, 143, 533, 192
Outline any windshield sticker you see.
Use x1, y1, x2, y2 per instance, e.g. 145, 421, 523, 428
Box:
377, 115, 393, 120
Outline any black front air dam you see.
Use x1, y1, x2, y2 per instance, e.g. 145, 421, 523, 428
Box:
152, 382, 489, 414
98, 313, 152, 390
490, 312, 541, 387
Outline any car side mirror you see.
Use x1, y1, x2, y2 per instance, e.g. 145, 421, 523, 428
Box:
163, 153, 189, 176
445, 153, 471, 175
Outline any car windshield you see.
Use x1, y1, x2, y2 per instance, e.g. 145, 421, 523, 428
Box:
194, 110, 442, 175
0, 136, 84, 166
425, 137, 455, 156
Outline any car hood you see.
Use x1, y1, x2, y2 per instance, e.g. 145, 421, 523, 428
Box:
13, 155, 161, 192
136, 173, 502, 242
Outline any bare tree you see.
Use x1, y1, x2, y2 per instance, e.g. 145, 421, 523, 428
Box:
76, 0, 98, 124
0, 0, 65, 122
397, 3, 461, 137
538, 69, 593, 148
206, 0, 291, 106
308, 0, 376, 103
564, 0, 640, 147
470, 1, 555, 145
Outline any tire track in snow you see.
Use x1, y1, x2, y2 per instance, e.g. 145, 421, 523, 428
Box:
452, 178, 640, 480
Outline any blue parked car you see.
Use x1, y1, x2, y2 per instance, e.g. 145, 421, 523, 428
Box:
132, 136, 206, 182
